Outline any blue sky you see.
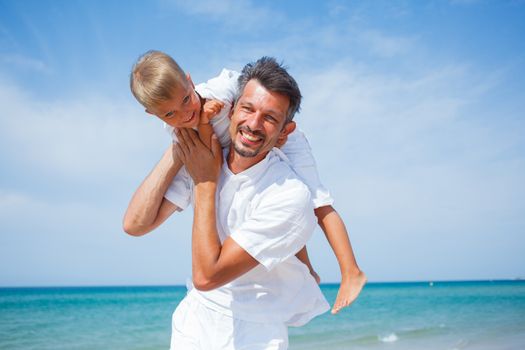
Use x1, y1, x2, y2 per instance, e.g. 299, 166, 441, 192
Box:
0, 0, 524, 286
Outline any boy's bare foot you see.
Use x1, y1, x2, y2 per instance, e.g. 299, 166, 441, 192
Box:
331, 270, 367, 314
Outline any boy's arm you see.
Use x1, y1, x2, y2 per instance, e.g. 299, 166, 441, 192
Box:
315, 205, 367, 314
197, 99, 224, 149
122, 144, 182, 236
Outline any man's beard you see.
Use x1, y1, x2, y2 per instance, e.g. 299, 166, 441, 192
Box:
232, 126, 266, 157
233, 142, 262, 158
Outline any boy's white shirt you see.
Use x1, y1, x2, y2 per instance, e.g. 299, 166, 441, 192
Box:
164, 68, 333, 208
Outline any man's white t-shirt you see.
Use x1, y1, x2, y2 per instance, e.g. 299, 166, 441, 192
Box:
165, 69, 334, 208
166, 149, 330, 326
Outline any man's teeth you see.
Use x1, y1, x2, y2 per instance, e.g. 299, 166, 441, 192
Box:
241, 131, 261, 142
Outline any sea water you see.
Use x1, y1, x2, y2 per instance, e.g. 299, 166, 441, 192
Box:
1, 281, 524, 349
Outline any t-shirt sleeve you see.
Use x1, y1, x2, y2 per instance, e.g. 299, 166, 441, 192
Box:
280, 129, 334, 208
209, 104, 232, 148
164, 166, 192, 210
195, 69, 240, 103
229, 180, 317, 271
163, 123, 180, 144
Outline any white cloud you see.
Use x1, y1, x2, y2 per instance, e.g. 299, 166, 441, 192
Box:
294, 57, 525, 281
0, 78, 195, 286
0, 53, 49, 73
1, 1, 524, 285
358, 30, 416, 57
0, 191, 34, 213
0, 77, 168, 184
164, 0, 284, 31
0, 188, 193, 287
450, 0, 483, 5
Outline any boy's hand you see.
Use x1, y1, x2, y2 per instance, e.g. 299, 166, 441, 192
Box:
200, 99, 224, 125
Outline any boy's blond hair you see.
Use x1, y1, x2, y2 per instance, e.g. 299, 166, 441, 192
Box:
130, 50, 187, 110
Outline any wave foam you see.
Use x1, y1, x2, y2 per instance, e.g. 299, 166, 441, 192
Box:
379, 333, 398, 343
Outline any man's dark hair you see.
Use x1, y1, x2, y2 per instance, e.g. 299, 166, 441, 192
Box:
237, 57, 302, 122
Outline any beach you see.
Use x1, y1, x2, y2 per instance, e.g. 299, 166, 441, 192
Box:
1, 281, 524, 349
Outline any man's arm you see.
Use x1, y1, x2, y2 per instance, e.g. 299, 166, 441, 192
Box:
122, 144, 181, 236
192, 182, 259, 291
174, 128, 259, 291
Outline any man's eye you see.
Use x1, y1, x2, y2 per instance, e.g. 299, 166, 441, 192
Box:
265, 115, 277, 123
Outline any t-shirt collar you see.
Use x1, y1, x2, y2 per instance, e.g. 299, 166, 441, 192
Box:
222, 148, 274, 183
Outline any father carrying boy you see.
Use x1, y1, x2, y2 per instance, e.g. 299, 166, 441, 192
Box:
129, 57, 328, 349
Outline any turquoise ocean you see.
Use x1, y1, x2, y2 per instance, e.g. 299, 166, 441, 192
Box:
1, 281, 524, 349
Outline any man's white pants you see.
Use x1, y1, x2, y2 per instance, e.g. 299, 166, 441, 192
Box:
170, 293, 289, 350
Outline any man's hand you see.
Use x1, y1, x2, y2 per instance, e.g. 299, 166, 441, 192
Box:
174, 128, 223, 185
200, 99, 224, 124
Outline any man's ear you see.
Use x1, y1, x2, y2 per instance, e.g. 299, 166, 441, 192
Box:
186, 73, 195, 88
282, 121, 296, 136
276, 121, 296, 147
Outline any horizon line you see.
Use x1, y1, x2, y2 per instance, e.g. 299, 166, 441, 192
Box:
1, 278, 523, 289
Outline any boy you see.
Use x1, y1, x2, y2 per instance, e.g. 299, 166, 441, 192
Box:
125, 50, 366, 314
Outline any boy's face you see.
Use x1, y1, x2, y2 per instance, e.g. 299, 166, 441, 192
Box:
146, 74, 202, 129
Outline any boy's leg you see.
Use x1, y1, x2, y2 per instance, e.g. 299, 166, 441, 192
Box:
315, 205, 366, 314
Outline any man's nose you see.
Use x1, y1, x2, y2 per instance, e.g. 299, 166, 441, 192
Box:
245, 111, 264, 130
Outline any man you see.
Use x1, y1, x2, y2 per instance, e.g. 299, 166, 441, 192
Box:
126, 57, 329, 349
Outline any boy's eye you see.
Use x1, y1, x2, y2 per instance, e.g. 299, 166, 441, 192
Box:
165, 111, 174, 118
183, 96, 190, 104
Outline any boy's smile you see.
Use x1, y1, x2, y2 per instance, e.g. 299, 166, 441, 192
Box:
146, 74, 202, 129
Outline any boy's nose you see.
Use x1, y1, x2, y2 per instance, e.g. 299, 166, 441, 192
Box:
180, 108, 193, 119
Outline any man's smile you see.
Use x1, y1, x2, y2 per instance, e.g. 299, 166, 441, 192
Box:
238, 127, 265, 146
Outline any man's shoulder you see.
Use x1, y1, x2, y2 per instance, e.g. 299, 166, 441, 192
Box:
258, 151, 312, 199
